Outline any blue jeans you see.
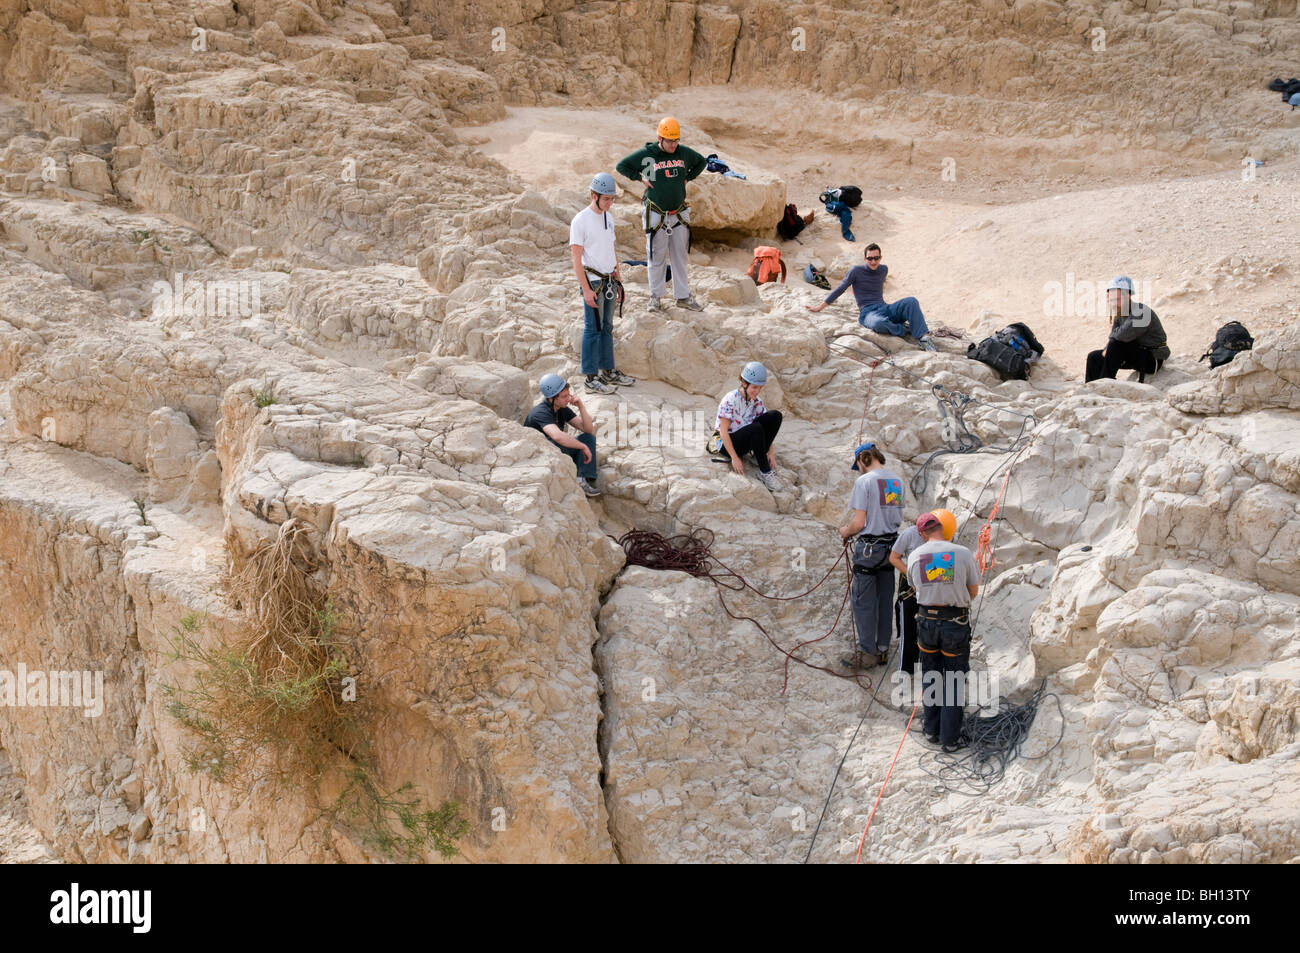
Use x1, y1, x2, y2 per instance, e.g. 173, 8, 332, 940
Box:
560, 431, 597, 482
917, 617, 971, 746
825, 200, 854, 241
859, 297, 930, 339
581, 289, 615, 376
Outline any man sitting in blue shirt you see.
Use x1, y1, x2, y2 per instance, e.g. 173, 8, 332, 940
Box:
807, 244, 937, 351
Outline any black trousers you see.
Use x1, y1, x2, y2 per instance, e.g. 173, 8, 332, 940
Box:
1085, 339, 1163, 383
728, 411, 782, 473
917, 616, 972, 746
895, 581, 919, 675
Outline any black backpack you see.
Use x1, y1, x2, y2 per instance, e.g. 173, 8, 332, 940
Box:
967, 322, 1045, 381
776, 203, 805, 240
1199, 321, 1253, 368
818, 185, 863, 208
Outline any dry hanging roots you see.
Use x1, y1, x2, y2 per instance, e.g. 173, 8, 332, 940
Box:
226, 518, 346, 728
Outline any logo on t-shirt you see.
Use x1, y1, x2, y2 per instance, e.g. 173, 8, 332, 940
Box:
878, 478, 902, 506
924, 550, 956, 583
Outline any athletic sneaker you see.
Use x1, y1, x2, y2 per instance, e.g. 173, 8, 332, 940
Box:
601, 368, 636, 386
585, 374, 615, 394
647, 297, 664, 312
919, 335, 938, 352
756, 470, 780, 491
578, 477, 602, 498
942, 739, 969, 754
676, 296, 704, 311
924, 733, 940, 745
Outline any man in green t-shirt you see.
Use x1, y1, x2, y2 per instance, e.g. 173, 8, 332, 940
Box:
616, 116, 707, 313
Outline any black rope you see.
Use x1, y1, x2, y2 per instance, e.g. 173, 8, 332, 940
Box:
802, 640, 898, 864
917, 678, 1065, 796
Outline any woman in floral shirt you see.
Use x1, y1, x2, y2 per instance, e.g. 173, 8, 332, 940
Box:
716, 361, 783, 492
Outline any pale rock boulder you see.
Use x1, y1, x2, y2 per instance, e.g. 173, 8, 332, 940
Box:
68, 153, 112, 195
215, 366, 625, 861
145, 407, 202, 503
1167, 326, 1300, 415
398, 354, 531, 423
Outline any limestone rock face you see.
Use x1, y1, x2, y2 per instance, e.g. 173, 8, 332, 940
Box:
2, 0, 1299, 866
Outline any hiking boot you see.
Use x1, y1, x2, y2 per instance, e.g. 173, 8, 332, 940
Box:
839, 651, 868, 672
941, 739, 969, 754
585, 374, 615, 395
756, 470, 780, 492
676, 296, 704, 312
647, 297, 664, 312
924, 732, 940, 745
578, 477, 602, 498
874, 651, 889, 667
919, 335, 938, 352
601, 368, 636, 386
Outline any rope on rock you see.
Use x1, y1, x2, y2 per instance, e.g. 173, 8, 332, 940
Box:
613, 528, 871, 693
918, 678, 1065, 796
826, 340, 1038, 499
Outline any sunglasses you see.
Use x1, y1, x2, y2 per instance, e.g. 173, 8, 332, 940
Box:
865, 255, 881, 261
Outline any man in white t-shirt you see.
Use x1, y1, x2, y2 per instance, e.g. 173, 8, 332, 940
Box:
570, 173, 636, 395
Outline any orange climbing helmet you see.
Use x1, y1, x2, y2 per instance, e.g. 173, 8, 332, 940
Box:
657, 116, 681, 140
931, 508, 957, 542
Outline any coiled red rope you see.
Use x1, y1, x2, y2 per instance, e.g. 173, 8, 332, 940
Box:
613, 528, 872, 693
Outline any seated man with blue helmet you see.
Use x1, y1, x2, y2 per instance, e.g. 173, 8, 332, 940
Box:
524, 373, 601, 498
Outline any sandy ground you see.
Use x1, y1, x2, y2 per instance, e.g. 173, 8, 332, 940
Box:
468, 86, 1299, 375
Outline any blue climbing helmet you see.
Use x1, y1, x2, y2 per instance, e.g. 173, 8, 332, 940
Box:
589, 172, 617, 196
850, 441, 876, 471
740, 361, 767, 386
539, 373, 568, 399
1107, 275, 1134, 293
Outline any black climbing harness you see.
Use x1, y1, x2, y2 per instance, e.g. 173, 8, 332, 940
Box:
644, 198, 692, 253
583, 266, 624, 329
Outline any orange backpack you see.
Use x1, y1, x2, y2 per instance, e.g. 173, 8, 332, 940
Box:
746, 246, 786, 285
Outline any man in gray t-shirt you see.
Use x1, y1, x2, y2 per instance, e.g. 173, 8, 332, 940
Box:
847, 469, 904, 536
838, 442, 905, 668
906, 538, 980, 607
905, 513, 980, 751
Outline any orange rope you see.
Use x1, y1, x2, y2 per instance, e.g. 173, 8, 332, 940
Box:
854, 701, 919, 863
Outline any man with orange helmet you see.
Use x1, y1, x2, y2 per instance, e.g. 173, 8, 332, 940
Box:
889, 508, 957, 685
616, 117, 708, 313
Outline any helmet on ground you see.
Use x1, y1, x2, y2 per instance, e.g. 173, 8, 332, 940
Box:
590, 172, 617, 196
740, 361, 767, 386
539, 373, 568, 399
657, 116, 681, 140
931, 508, 957, 542
850, 441, 876, 471
1107, 275, 1134, 293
